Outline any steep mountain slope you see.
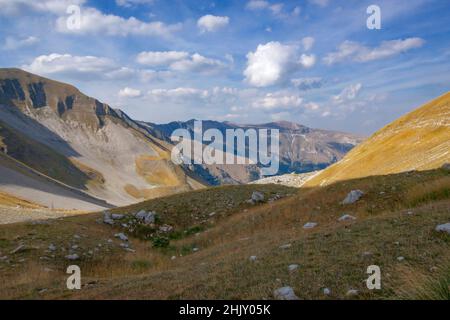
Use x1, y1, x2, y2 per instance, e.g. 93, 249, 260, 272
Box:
148, 119, 364, 184
306, 92, 450, 187
0, 68, 203, 208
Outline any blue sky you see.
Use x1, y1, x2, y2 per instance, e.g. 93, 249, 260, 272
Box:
0, 0, 449, 134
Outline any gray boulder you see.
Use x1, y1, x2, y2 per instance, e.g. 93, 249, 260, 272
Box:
338, 214, 356, 222
273, 287, 299, 300
103, 211, 114, 225
65, 254, 79, 261
435, 223, 450, 234
251, 191, 265, 203
114, 233, 128, 241
144, 212, 156, 224
342, 190, 364, 205
288, 264, 299, 272
111, 214, 124, 220
441, 163, 450, 171
135, 210, 148, 221
303, 222, 317, 229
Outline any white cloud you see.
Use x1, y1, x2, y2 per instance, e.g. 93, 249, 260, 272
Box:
252, 92, 303, 110
149, 87, 209, 100
23, 53, 117, 76
3, 36, 39, 50
301, 36, 315, 51
197, 15, 229, 33
22, 53, 166, 82
299, 54, 316, 68
291, 77, 323, 90
116, 0, 154, 7
246, 1, 286, 17
324, 38, 425, 65
118, 87, 142, 98
0, 0, 85, 15
136, 51, 189, 66
55, 7, 181, 37
244, 42, 297, 87
169, 53, 226, 74
332, 83, 362, 104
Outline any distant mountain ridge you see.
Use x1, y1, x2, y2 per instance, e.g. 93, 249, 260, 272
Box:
146, 118, 364, 184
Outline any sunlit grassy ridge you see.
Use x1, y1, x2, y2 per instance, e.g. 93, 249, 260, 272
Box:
306, 92, 450, 187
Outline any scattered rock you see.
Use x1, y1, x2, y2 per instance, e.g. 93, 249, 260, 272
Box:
346, 289, 359, 297
73, 234, 81, 239
338, 214, 356, 222
323, 288, 331, 296
249, 256, 257, 262
48, 244, 56, 252
159, 225, 173, 233
397, 256, 405, 262
362, 251, 372, 257
303, 222, 317, 229
441, 163, 450, 171
273, 287, 299, 300
71, 245, 79, 250
111, 214, 124, 220
10, 245, 25, 254
114, 233, 128, 241
251, 191, 265, 203
342, 190, 364, 205
124, 248, 135, 253
120, 243, 129, 248
192, 247, 199, 252
171, 256, 177, 260
288, 264, 299, 272
134, 210, 157, 225
279, 244, 292, 250
103, 212, 114, 225
65, 254, 79, 261
435, 223, 450, 234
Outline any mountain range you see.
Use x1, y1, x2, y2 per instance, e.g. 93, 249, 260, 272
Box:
0, 68, 362, 209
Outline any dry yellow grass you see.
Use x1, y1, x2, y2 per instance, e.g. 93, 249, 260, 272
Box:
0, 169, 448, 300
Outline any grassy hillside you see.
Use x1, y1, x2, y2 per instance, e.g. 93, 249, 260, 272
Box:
306, 92, 450, 187
0, 169, 448, 299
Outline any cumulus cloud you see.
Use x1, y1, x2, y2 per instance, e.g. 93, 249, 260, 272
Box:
299, 54, 316, 68
291, 77, 323, 91
23, 53, 117, 76
246, 0, 270, 10
3, 36, 39, 50
197, 15, 229, 33
252, 92, 303, 110
22, 53, 166, 82
244, 42, 296, 87
244, 41, 316, 87
324, 38, 425, 65
55, 7, 181, 37
136, 51, 189, 66
118, 87, 142, 98
169, 53, 226, 74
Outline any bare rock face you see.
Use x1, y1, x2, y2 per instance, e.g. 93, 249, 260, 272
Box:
342, 190, 364, 205
273, 287, 299, 300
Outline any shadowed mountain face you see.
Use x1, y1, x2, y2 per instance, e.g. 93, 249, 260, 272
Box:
306, 91, 450, 187
146, 119, 364, 184
0, 68, 204, 209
